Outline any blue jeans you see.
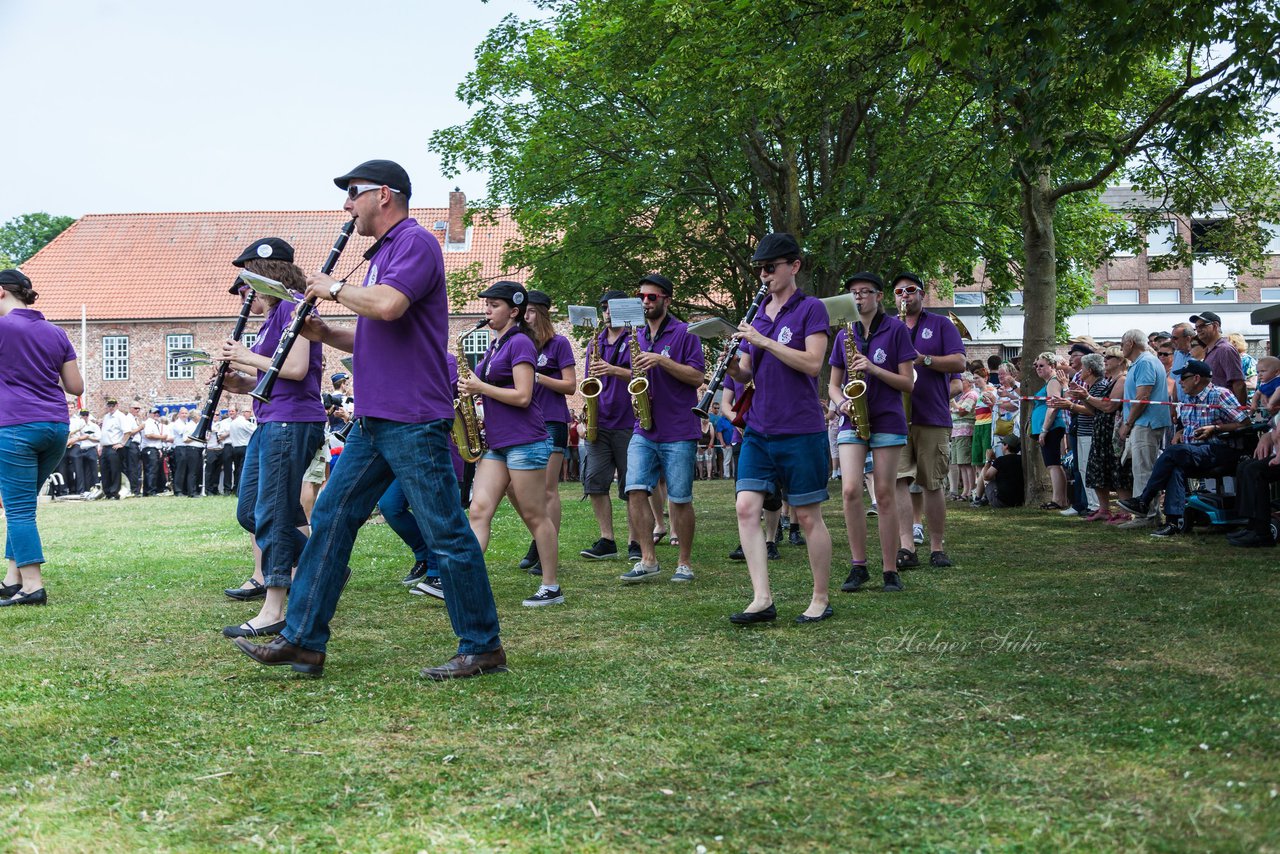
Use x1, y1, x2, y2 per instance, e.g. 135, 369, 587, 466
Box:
1137, 441, 1240, 517
283, 418, 500, 655
378, 479, 438, 577
625, 435, 696, 503
736, 429, 830, 507
0, 422, 70, 567
235, 422, 325, 589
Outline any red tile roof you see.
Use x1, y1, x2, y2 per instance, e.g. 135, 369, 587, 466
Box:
22, 208, 527, 323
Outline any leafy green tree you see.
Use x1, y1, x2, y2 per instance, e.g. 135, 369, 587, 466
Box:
0, 212, 76, 265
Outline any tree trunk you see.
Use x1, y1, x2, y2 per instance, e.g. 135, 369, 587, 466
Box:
1019, 165, 1058, 504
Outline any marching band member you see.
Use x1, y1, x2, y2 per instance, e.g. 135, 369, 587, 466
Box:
725, 233, 833, 624
892, 273, 965, 570
578, 290, 641, 563
513, 289, 577, 575
827, 272, 916, 593
216, 238, 327, 639
461, 281, 564, 607
618, 274, 706, 584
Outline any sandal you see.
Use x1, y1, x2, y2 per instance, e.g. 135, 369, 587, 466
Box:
1039, 501, 1065, 511
652, 530, 668, 546
1106, 513, 1132, 525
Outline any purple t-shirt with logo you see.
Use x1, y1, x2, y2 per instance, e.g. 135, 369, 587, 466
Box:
250, 300, 325, 423
587, 327, 633, 431
353, 218, 454, 422
829, 314, 917, 436
634, 318, 705, 443
904, 311, 965, 428
477, 329, 545, 450
742, 290, 829, 436
533, 334, 574, 424
0, 308, 76, 427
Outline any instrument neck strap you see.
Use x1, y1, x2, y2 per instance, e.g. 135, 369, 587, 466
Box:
855, 310, 885, 350
641, 314, 672, 352
482, 326, 522, 382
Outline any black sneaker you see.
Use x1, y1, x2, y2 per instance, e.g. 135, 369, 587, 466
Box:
401, 560, 429, 586
895, 548, 919, 569
841, 565, 871, 592
1228, 529, 1276, 548
1116, 496, 1149, 517
929, 550, 954, 568
776, 516, 788, 542
580, 538, 619, 560
1150, 521, 1183, 538
627, 540, 642, 561
518, 541, 539, 570
766, 541, 781, 560
882, 571, 904, 592
411, 577, 445, 599
527, 559, 543, 576
729, 544, 745, 561
522, 585, 565, 607
789, 525, 806, 546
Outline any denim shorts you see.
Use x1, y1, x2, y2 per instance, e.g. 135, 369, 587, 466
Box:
837, 429, 907, 449
625, 435, 696, 503
546, 421, 568, 453
736, 428, 830, 507
483, 437, 552, 471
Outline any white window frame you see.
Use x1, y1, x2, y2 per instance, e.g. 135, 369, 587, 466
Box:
241, 332, 258, 350
1146, 222, 1177, 256
167, 333, 195, 380
1262, 222, 1280, 256
1260, 287, 1280, 302
102, 335, 129, 381
953, 292, 984, 306
462, 328, 491, 370
1192, 287, 1237, 303
1105, 289, 1140, 305
1146, 289, 1181, 304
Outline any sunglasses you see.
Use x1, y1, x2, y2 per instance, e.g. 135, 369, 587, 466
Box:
752, 261, 792, 275
1157, 350, 1173, 357
893, 286, 921, 296
346, 183, 403, 200
636, 292, 665, 302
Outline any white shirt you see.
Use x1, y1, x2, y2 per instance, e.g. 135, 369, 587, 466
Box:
100, 410, 133, 446
169, 418, 195, 445
204, 418, 223, 450
73, 418, 100, 449
141, 418, 166, 449
227, 415, 255, 446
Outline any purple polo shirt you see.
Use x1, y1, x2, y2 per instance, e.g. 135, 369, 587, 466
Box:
903, 311, 965, 428
532, 334, 574, 424
249, 300, 325, 423
587, 327, 633, 430
353, 218, 454, 422
1203, 337, 1244, 390
829, 314, 917, 436
477, 329, 545, 450
0, 308, 76, 427
633, 317, 705, 443
742, 289, 829, 436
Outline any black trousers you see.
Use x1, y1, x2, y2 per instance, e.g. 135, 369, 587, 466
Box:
142, 447, 164, 495
100, 445, 125, 498
71, 446, 99, 492
124, 443, 142, 494
54, 452, 76, 495
225, 444, 246, 494
204, 447, 225, 496
1236, 456, 1280, 532
173, 446, 201, 496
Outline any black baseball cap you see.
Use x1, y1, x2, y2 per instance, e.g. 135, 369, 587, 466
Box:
228, 275, 249, 295
892, 272, 924, 289
333, 159, 412, 198
478, 280, 527, 305
752, 233, 801, 263
1190, 311, 1222, 326
599, 289, 628, 305
844, 271, 885, 291
79, 408, 90, 416
232, 238, 295, 268
0, 269, 32, 289
1149, 330, 1171, 341
1173, 359, 1212, 379
526, 289, 552, 308
639, 273, 674, 295
1067, 343, 1094, 355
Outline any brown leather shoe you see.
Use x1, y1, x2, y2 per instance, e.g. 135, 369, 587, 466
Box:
233, 635, 325, 676
420, 647, 508, 681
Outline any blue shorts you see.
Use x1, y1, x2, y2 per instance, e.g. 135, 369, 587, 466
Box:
625, 435, 696, 504
546, 421, 568, 453
736, 429, 830, 507
483, 437, 552, 471
837, 429, 907, 449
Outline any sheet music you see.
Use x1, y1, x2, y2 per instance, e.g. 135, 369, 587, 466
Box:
568, 305, 599, 327
607, 297, 645, 328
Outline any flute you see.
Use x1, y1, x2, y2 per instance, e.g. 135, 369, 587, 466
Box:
692, 279, 770, 418
190, 285, 256, 444
250, 219, 355, 403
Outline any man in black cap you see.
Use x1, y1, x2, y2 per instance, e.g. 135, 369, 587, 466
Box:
1117, 359, 1250, 536
1191, 310, 1246, 402
231, 159, 505, 680
578, 289, 641, 561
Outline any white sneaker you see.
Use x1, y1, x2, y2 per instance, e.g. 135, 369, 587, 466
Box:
1059, 507, 1079, 517
912, 523, 925, 545
671, 565, 694, 582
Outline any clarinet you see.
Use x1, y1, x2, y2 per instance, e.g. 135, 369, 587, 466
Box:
692, 279, 771, 418
190, 287, 256, 444
250, 219, 355, 402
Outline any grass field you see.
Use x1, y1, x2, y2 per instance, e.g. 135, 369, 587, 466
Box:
0, 481, 1277, 852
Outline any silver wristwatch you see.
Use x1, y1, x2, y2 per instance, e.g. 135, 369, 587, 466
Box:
328, 280, 346, 300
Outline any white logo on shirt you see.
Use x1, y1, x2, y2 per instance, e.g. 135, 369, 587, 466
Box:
661, 346, 671, 357
778, 326, 793, 345
921, 326, 933, 340
369, 263, 378, 285
537, 353, 548, 367
873, 348, 887, 365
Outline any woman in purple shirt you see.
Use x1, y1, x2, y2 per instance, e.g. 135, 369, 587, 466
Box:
461, 281, 563, 608
0, 269, 84, 607
216, 239, 327, 637
512, 290, 577, 576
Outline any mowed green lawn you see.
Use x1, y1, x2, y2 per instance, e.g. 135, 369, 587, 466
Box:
0, 481, 1277, 852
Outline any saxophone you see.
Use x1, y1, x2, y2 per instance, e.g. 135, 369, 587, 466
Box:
900, 298, 913, 423
627, 323, 653, 430
843, 321, 871, 441
451, 319, 488, 462
578, 320, 605, 443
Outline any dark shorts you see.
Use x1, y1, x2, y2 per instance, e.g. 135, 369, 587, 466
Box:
736, 429, 830, 507
546, 421, 568, 453
1036, 426, 1067, 467
583, 426, 631, 499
